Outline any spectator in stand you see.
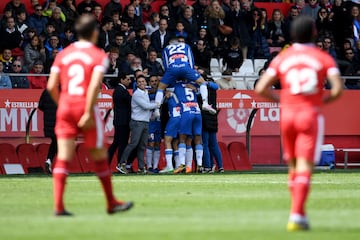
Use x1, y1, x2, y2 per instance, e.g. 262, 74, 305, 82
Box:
174, 20, 189, 43
43, 0, 66, 23
0, 62, 12, 89
23, 34, 46, 72
129, 57, 145, 76
93, 4, 103, 24
1, 6, 14, 31
15, 8, 29, 34
42, 22, 57, 44
38, 89, 57, 174
119, 20, 136, 47
248, 8, 270, 60
193, 0, 209, 27
45, 34, 63, 63
315, 38, 324, 49
284, 6, 300, 42
111, 32, 132, 61
193, 39, 212, 75
267, 9, 289, 48
77, 0, 101, 15
342, 47, 360, 89
141, 0, 152, 23
222, 37, 243, 74
301, 0, 321, 21
106, 47, 121, 76
97, 16, 114, 51
10, 60, 30, 88
22, 28, 37, 49
59, 0, 78, 25
316, 7, 332, 38
4, 0, 27, 17
166, 0, 184, 32
28, 4, 48, 36
29, 0, 39, 15
216, 75, 237, 89
0, 16, 23, 56
44, 48, 60, 73
110, 10, 122, 33
204, 0, 226, 57
124, 0, 142, 19
199, 77, 224, 173
135, 35, 153, 64
117, 75, 159, 174
47, 7, 67, 35
0, 48, 14, 73
330, 0, 353, 49
133, 25, 147, 51
122, 4, 144, 32
193, 26, 211, 48
228, 0, 252, 60
221, 0, 232, 15
151, 18, 172, 57
179, 5, 198, 45
294, 0, 306, 13
145, 12, 160, 36
118, 51, 136, 76
28, 60, 47, 89
103, 0, 123, 18
60, 26, 76, 48
144, 49, 164, 76
322, 36, 337, 60
351, 5, 360, 44
159, 4, 176, 33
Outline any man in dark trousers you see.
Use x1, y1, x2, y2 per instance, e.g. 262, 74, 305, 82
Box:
38, 89, 57, 174
108, 72, 136, 173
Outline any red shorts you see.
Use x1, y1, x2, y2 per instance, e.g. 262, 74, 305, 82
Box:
280, 106, 324, 164
55, 98, 105, 149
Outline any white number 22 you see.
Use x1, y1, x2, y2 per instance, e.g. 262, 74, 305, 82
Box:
285, 68, 318, 95
68, 64, 85, 95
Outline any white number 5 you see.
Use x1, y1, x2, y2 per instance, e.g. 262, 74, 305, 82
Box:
285, 68, 318, 95
68, 64, 85, 95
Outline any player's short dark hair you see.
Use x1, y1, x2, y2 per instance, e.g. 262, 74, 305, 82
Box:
291, 16, 317, 43
75, 14, 99, 40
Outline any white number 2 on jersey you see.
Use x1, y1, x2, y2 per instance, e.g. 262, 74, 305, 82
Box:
285, 68, 318, 95
68, 64, 85, 95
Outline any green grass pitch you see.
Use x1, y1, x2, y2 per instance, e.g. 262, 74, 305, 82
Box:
0, 171, 359, 240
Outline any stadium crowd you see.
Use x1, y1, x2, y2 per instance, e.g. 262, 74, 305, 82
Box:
0, 0, 360, 89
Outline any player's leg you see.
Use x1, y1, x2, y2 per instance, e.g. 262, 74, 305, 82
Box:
202, 130, 212, 172
152, 141, 161, 173
53, 137, 76, 216
146, 140, 154, 172
287, 111, 324, 231
160, 135, 175, 173
174, 134, 187, 173
194, 76, 216, 115
209, 131, 224, 172
185, 137, 193, 173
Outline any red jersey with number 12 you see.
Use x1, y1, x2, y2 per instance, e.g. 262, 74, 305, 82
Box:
51, 41, 109, 103
266, 43, 339, 108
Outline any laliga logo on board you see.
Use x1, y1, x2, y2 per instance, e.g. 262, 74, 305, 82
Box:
226, 92, 253, 133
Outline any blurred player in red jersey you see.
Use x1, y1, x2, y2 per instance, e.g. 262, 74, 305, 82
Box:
255, 16, 343, 231
47, 14, 133, 216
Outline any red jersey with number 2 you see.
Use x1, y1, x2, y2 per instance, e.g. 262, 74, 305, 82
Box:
50, 42, 109, 147
266, 43, 340, 163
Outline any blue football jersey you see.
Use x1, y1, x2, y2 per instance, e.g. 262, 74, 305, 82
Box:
162, 42, 195, 71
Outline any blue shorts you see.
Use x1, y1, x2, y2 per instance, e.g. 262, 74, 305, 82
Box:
148, 121, 162, 143
164, 116, 180, 138
161, 66, 200, 85
179, 112, 202, 136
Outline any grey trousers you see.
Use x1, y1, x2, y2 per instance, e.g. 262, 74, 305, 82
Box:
120, 120, 149, 170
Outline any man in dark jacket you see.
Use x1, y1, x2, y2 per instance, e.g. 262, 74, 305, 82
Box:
108, 72, 137, 172
38, 89, 57, 174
